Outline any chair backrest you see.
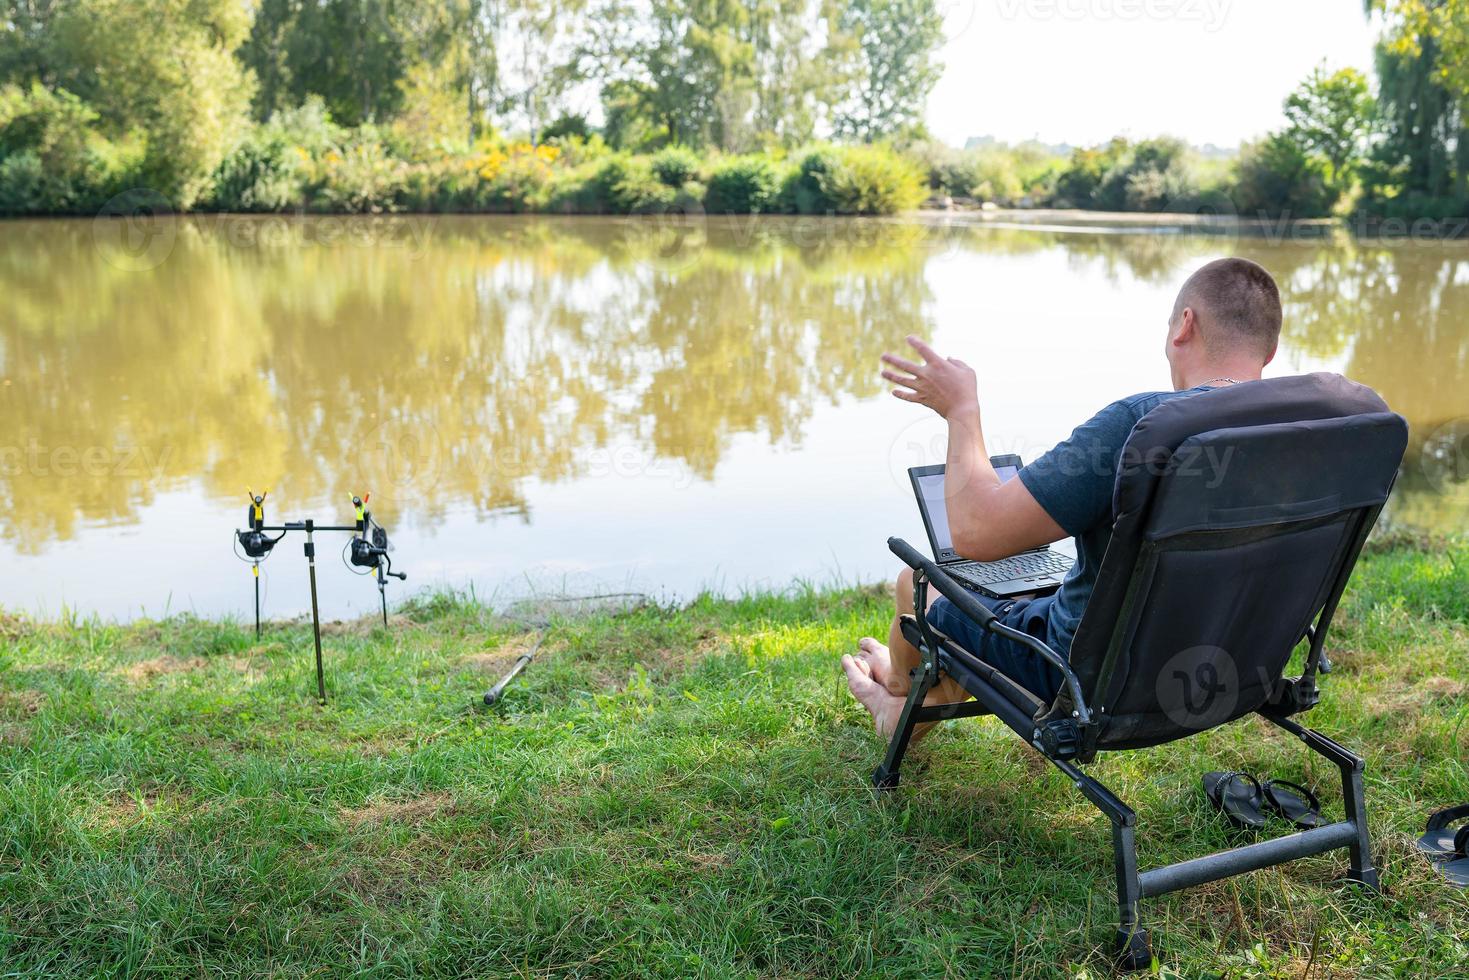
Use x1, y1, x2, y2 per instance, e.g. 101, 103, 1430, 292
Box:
1054, 373, 1407, 751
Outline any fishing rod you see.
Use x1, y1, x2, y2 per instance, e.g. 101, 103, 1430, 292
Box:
233, 489, 407, 704
480, 592, 649, 707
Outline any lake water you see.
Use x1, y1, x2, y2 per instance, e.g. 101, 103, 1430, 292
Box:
3, 214, 1466, 621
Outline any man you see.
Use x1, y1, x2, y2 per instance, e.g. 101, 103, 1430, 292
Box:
844, 257, 1284, 736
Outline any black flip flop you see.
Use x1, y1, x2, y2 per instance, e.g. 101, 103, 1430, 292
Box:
1450, 826, 1469, 888
1418, 805, 1469, 888
1262, 779, 1323, 829
1203, 771, 1267, 830
1418, 803, 1469, 856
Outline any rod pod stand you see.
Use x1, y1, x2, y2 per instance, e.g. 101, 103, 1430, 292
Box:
253, 561, 263, 639
376, 564, 388, 628
241, 500, 403, 705
303, 519, 327, 705
271, 518, 358, 703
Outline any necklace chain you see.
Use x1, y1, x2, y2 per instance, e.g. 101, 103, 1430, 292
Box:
1199, 377, 1241, 387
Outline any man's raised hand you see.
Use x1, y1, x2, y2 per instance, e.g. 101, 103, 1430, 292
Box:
880, 336, 980, 422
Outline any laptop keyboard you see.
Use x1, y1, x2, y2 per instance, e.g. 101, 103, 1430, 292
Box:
947, 550, 1074, 588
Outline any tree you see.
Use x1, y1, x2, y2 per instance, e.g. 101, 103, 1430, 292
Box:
5, 0, 256, 208
584, 0, 756, 150
830, 0, 943, 143
584, 0, 859, 152
745, 0, 850, 147
1372, 1, 1469, 108
1282, 64, 1374, 194
488, 0, 588, 143
1222, 64, 1373, 219
240, 0, 416, 127
1359, 3, 1469, 214
0, 0, 61, 87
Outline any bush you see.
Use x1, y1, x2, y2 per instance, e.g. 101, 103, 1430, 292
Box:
0, 151, 50, 214
1098, 138, 1187, 211
786, 145, 926, 215
650, 145, 701, 187
1049, 137, 1206, 212
1052, 140, 1126, 208
481, 144, 560, 212
0, 83, 133, 214
312, 127, 405, 213
705, 155, 786, 213
542, 114, 591, 142
1121, 165, 1200, 212
551, 154, 674, 214
962, 149, 1026, 205
398, 158, 468, 211
786, 146, 842, 213
0, 96, 942, 218
1233, 133, 1336, 219
911, 140, 1062, 206
544, 132, 610, 168
209, 101, 339, 212
210, 139, 305, 212
827, 145, 926, 214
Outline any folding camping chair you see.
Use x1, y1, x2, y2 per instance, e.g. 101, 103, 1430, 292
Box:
873, 373, 1407, 969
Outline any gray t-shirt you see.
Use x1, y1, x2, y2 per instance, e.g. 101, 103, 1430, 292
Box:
1017, 386, 1209, 656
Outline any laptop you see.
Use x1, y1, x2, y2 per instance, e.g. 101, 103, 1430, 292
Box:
908, 455, 1075, 598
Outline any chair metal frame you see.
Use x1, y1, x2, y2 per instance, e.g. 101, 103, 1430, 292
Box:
875, 511, 1383, 969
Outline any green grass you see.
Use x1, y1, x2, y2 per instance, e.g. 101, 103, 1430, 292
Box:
1, 541, 1467, 978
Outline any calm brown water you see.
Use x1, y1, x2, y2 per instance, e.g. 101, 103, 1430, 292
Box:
2, 214, 1466, 619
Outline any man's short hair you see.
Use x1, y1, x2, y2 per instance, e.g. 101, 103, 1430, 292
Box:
1172, 258, 1282, 359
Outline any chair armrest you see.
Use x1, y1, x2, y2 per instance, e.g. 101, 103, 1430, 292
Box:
887, 536, 1094, 724
888, 536, 996, 628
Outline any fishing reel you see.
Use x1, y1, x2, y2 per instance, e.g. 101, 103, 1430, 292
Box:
346, 493, 406, 581
237, 529, 278, 559
348, 525, 389, 570
236, 488, 284, 560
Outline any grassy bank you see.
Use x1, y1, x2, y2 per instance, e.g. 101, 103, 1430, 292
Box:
1, 539, 1466, 977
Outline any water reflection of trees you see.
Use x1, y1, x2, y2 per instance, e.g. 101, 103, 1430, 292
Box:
0, 216, 928, 552
4, 216, 1466, 553
1269, 241, 1469, 529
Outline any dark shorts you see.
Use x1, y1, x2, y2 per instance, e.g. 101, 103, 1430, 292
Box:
927, 590, 1066, 703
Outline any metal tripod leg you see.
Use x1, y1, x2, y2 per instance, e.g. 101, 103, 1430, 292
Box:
304, 522, 326, 705
377, 565, 388, 628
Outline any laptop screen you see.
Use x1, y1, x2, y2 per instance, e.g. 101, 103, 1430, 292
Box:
914, 461, 1020, 558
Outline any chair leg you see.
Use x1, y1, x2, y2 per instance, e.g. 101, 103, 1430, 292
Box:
1047, 756, 1151, 970
1338, 744, 1380, 890
1267, 716, 1381, 891
872, 667, 932, 790
1111, 822, 1152, 971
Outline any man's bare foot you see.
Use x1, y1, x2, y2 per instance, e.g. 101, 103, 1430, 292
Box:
858, 637, 915, 699
842, 651, 904, 736
855, 637, 893, 685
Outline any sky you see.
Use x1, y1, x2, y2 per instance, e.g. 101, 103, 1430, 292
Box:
926, 0, 1382, 149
